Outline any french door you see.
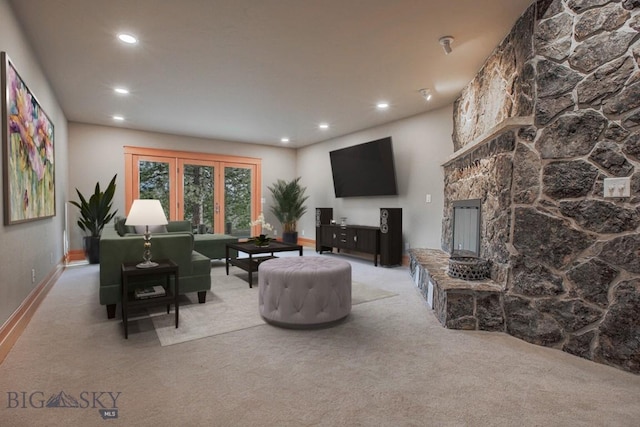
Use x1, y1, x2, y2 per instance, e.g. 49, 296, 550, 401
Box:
124, 147, 261, 237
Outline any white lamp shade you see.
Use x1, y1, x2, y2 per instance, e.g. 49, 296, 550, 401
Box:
125, 199, 168, 226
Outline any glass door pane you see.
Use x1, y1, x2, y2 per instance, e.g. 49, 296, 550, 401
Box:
182, 163, 215, 234
224, 165, 252, 237
138, 159, 171, 218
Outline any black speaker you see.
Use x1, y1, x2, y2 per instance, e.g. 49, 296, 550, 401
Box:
379, 208, 402, 266
315, 208, 333, 252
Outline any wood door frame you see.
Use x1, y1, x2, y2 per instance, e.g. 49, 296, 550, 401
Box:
124, 146, 262, 234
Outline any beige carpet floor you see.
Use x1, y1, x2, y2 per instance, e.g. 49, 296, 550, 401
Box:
0, 250, 639, 427
150, 272, 397, 346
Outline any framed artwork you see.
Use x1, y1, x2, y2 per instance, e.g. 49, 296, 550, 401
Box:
1, 52, 55, 225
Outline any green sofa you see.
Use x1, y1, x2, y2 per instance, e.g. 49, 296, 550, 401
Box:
162, 220, 239, 260
194, 232, 239, 260
99, 220, 214, 319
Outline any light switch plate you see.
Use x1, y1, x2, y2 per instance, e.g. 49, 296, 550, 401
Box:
603, 177, 631, 198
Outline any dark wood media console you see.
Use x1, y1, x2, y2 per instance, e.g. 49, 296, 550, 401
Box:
315, 207, 402, 267
318, 224, 381, 266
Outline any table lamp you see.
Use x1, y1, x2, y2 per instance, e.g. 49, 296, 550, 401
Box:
125, 199, 168, 268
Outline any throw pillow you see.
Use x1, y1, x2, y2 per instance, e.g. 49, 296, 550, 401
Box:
114, 217, 128, 236
166, 220, 191, 233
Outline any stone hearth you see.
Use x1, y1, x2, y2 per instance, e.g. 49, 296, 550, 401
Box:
409, 249, 503, 331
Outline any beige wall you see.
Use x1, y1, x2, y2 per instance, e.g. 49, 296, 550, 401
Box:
67, 123, 297, 250
69, 104, 453, 254
296, 105, 453, 251
0, 0, 69, 326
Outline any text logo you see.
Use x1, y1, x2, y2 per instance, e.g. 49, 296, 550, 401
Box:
7, 391, 121, 420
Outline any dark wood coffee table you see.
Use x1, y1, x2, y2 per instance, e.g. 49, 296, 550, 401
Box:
225, 240, 303, 287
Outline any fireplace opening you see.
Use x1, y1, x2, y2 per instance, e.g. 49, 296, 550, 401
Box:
449, 199, 489, 280
451, 199, 481, 257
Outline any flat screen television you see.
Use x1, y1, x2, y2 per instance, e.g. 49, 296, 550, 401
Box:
329, 137, 398, 198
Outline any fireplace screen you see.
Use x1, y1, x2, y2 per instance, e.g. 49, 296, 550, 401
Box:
451, 199, 481, 257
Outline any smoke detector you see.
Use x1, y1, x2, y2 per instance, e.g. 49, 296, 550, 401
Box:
419, 88, 432, 101
439, 36, 454, 55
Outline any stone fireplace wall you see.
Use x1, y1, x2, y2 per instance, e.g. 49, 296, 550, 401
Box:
452, 5, 535, 151
444, 0, 640, 374
442, 131, 518, 285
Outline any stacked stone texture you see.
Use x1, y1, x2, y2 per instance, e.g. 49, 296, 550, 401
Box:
452, 8, 535, 151
446, 0, 640, 374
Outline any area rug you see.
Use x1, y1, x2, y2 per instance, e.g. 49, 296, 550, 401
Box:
149, 272, 397, 346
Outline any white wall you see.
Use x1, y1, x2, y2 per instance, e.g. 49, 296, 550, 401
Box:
0, 0, 69, 325
296, 105, 453, 251
68, 123, 297, 249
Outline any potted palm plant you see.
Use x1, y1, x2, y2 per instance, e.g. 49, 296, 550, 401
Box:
268, 177, 309, 244
70, 174, 118, 264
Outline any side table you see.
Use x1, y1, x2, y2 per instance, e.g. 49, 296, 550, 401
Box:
121, 259, 179, 339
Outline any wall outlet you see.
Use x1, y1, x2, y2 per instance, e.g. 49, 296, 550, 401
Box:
301, 229, 305, 236
425, 194, 432, 203
404, 242, 410, 251
273, 229, 277, 236
604, 177, 631, 198
31, 269, 36, 284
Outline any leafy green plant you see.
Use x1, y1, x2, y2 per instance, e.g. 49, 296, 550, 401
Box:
70, 174, 118, 237
251, 234, 272, 247
268, 177, 308, 233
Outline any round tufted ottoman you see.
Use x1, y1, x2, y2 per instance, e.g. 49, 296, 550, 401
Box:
258, 257, 352, 328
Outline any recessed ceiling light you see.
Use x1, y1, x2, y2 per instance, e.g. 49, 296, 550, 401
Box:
318, 123, 329, 130
114, 87, 129, 95
112, 115, 125, 121
376, 102, 389, 109
281, 137, 290, 143
117, 33, 138, 44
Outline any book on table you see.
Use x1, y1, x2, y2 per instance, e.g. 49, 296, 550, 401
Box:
134, 285, 166, 299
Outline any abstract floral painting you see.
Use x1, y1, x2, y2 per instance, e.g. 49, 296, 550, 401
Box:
2, 52, 55, 224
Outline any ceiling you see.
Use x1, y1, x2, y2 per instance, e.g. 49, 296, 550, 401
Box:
9, 0, 534, 148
